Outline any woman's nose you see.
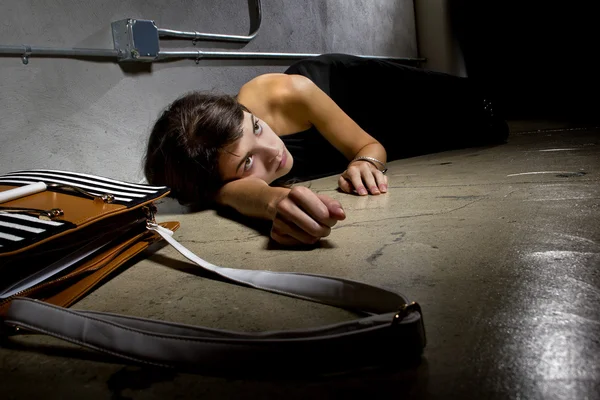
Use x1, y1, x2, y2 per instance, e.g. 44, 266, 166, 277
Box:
261, 144, 280, 161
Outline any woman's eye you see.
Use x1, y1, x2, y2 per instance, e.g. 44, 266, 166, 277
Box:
243, 155, 254, 171
253, 120, 263, 135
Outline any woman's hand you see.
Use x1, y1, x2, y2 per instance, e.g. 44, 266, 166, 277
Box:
271, 186, 346, 246
338, 160, 388, 195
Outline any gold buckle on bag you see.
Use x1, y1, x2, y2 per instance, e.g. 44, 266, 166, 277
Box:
392, 301, 422, 325
0, 207, 64, 221
392, 301, 426, 347
47, 184, 115, 204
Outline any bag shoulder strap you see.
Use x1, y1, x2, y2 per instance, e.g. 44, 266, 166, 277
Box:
3, 224, 426, 373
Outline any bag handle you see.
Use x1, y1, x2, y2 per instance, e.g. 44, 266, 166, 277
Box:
3, 224, 425, 373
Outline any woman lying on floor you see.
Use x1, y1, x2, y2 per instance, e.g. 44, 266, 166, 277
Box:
143, 53, 508, 246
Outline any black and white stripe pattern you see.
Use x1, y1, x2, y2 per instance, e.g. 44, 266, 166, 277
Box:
0, 212, 74, 254
0, 169, 170, 255
0, 169, 169, 206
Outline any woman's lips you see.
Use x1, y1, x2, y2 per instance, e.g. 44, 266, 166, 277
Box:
279, 150, 287, 170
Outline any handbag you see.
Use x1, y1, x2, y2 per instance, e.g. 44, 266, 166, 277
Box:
0, 169, 177, 309
0, 169, 426, 375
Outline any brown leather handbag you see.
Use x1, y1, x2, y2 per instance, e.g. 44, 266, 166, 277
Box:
0, 169, 178, 313
0, 169, 426, 375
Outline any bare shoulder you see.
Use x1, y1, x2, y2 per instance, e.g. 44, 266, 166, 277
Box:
239, 73, 313, 106
238, 73, 314, 135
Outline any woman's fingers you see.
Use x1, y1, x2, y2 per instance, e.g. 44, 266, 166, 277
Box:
316, 193, 347, 221
277, 199, 331, 238
271, 217, 322, 244
338, 176, 353, 194
271, 186, 345, 245
344, 166, 368, 195
360, 167, 380, 195
270, 229, 307, 246
286, 187, 339, 229
374, 170, 388, 193
343, 161, 388, 195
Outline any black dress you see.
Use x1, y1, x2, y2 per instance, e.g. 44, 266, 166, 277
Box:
278, 53, 508, 183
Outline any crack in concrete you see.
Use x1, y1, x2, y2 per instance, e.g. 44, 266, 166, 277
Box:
317, 179, 599, 194
366, 245, 386, 265
335, 197, 487, 229
365, 232, 406, 265
177, 233, 264, 245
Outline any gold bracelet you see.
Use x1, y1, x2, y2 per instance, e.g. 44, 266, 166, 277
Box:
350, 156, 388, 174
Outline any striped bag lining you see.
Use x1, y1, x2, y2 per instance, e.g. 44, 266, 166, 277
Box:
0, 213, 75, 253
0, 169, 170, 255
0, 169, 169, 207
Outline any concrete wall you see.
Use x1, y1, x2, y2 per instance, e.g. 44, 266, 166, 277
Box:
414, 0, 465, 77
0, 0, 417, 182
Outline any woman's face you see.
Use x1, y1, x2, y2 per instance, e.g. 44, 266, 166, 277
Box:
218, 112, 293, 184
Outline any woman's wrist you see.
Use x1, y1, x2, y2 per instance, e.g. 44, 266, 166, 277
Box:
349, 156, 387, 174
265, 186, 292, 220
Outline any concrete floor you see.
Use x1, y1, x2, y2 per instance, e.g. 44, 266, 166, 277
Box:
1, 123, 599, 399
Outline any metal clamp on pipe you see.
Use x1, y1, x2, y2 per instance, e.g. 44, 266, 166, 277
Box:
22, 45, 32, 64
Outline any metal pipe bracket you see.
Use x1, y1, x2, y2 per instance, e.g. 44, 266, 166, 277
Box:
22, 45, 32, 64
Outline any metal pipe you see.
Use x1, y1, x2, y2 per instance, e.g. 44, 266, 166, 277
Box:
157, 0, 262, 43
158, 50, 425, 63
0, 45, 424, 65
0, 45, 119, 59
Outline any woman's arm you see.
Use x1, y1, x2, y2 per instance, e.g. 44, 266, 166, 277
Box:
215, 177, 289, 220
277, 75, 389, 195
215, 177, 346, 245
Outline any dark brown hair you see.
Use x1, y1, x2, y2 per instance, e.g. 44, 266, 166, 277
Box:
143, 91, 246, 205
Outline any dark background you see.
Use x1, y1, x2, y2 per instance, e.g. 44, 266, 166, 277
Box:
449, 1, 599, 122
